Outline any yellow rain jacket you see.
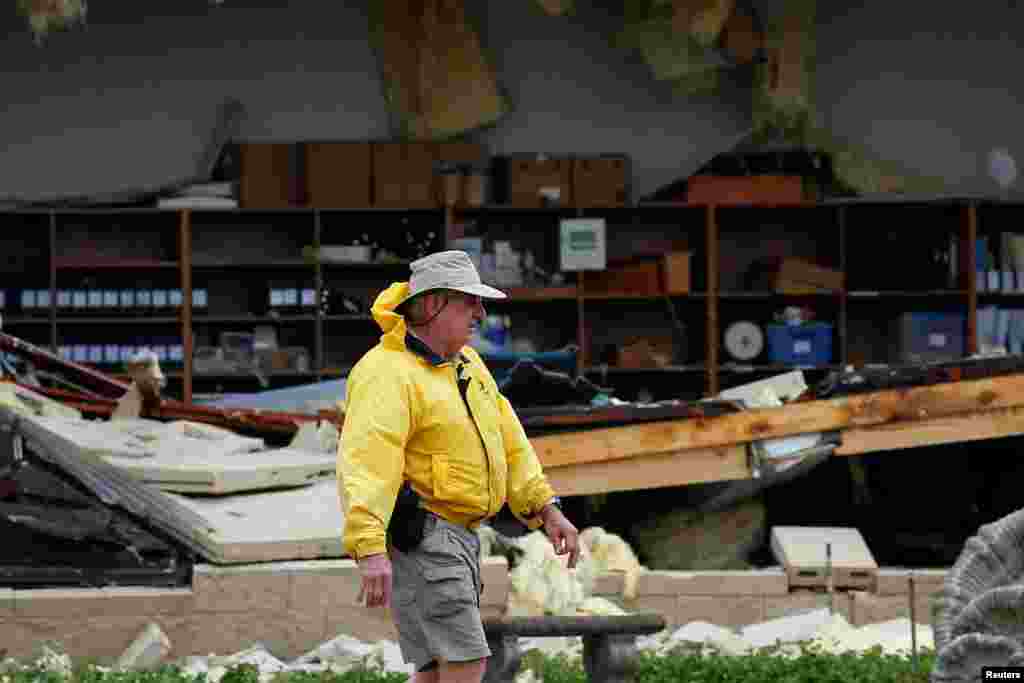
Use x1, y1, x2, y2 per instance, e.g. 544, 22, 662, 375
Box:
337, 281, 556, 560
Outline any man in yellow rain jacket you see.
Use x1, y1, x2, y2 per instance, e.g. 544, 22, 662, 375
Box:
338, 250, 579, 683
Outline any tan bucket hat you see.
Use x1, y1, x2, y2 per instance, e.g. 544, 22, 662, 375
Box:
397, 250, 506, 309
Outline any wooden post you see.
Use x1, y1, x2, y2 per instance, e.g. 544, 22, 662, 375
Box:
706, 205, 719, 396
837, 205, 848, 367
964, 203, 978, 354
313, 209, 324, 380
180, 209, 193, 405
48, 211, 57, 352
577, 271, 586, 375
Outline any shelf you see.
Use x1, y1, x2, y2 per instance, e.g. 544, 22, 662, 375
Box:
502, 286, 577, 301
109, 371, 185, 380
192, 260, 312, 269
192, 371, 319, 380
323, 315, 373, 322
584, 365, 707, 374
319, 260, 412, 268
194, 315, 316, 323
0, 317, 50, 325
55, 260, 179, 270
719, 290, 839, 299
582, 292, 706, 301
454, 205, 592, 216
453, 202, 720, 215
583, 364, 840, 375
847, 290, 966, 298
315, 206, 444, 214
53, 316, 181, 324
718, 363, 842, 373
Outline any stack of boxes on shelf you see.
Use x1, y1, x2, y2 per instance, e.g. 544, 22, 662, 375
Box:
57, 338, 185, 369
977, 233, 1024, 355
193, 329, 310, 377
235, 141, 631, 210
237, 140, 489, 209
493, 154, 629, 208
0, 286, 207, 371
753, 257, 843, 368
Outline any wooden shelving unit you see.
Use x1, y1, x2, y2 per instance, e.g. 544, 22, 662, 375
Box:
0, 197, 1010, 404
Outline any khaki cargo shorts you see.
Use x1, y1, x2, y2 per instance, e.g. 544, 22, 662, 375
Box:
389, 512, 491, 671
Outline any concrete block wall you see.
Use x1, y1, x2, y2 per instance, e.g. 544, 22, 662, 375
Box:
0, 562, 948, 664
0, 557, 511, 663
592, 567, 947, 630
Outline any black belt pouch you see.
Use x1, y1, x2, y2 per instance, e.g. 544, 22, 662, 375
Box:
388, 481, 428, 552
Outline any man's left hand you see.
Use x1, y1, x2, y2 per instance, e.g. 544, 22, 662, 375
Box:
541, 503, 579, 568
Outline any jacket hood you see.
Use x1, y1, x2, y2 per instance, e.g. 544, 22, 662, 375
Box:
371, 281, 411, 348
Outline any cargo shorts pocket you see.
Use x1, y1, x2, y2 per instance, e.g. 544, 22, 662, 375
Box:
422, 564, 474, 620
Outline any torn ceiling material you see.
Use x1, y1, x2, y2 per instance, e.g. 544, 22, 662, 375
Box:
163, 478, 345, 564
0, 407, 199, 588
0, 400, 346, 571
28, 416, 337, 495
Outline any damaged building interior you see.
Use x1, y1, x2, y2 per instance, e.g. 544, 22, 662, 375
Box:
2, 0, 1024, 680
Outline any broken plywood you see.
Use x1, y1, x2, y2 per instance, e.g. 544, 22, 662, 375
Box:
770, 526, 878, 590
531, 373, 1024, 469
110, 448, 336, 495
163, 478, 345, 564
29, 416, 265, 460
5, 408, 217, 561
370, 0, 507, 139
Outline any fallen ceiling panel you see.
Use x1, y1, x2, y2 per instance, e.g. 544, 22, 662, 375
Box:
163, 478, 344, 564
2, 407, 216, 561
109, 447, 336, 495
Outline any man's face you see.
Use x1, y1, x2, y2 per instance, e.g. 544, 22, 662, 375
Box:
426, 290, 485, 357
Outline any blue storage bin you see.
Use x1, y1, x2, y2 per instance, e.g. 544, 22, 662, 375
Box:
892, 312, 965, 364
766, 322, 833, 367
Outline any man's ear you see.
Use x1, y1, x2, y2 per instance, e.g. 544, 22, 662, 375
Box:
424, 292, 446, 317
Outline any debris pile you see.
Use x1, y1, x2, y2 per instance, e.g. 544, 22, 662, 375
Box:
0, 611, 936, 682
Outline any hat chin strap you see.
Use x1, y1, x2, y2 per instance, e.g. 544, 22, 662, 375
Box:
406, 292, 449, 328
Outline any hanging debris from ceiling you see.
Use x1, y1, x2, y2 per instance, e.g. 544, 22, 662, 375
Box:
532, 0, 574, 17
614, 0, 762, 98
17, 0, 88, 45
369, 0, 508, 140
668, 0, 735, 48
751, 0, 815, 146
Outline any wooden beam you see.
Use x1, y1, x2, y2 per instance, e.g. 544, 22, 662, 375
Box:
706, 205, 719, 396
180, 209, 193, 406
544, 445, 749, 497
836, 405, 1024, 456
531, 373, 1024, 468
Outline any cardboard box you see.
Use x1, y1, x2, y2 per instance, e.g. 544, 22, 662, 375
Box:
572, 156, 629, 207
771, 526, 878, 591
662, 251, 692, 294
583, 259, 661, 296
501, 156, 573, 207
239, 143, 298, 209
617, 335, 675, 368
403, 142, 437, 207
372, 142, 437, 208
303, 142, 371, 208
464, 173, 487, 206
721, 8, 762, 64
435, 142, 487, 167
774, 257, 844, 292
686, 175, 804, 205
